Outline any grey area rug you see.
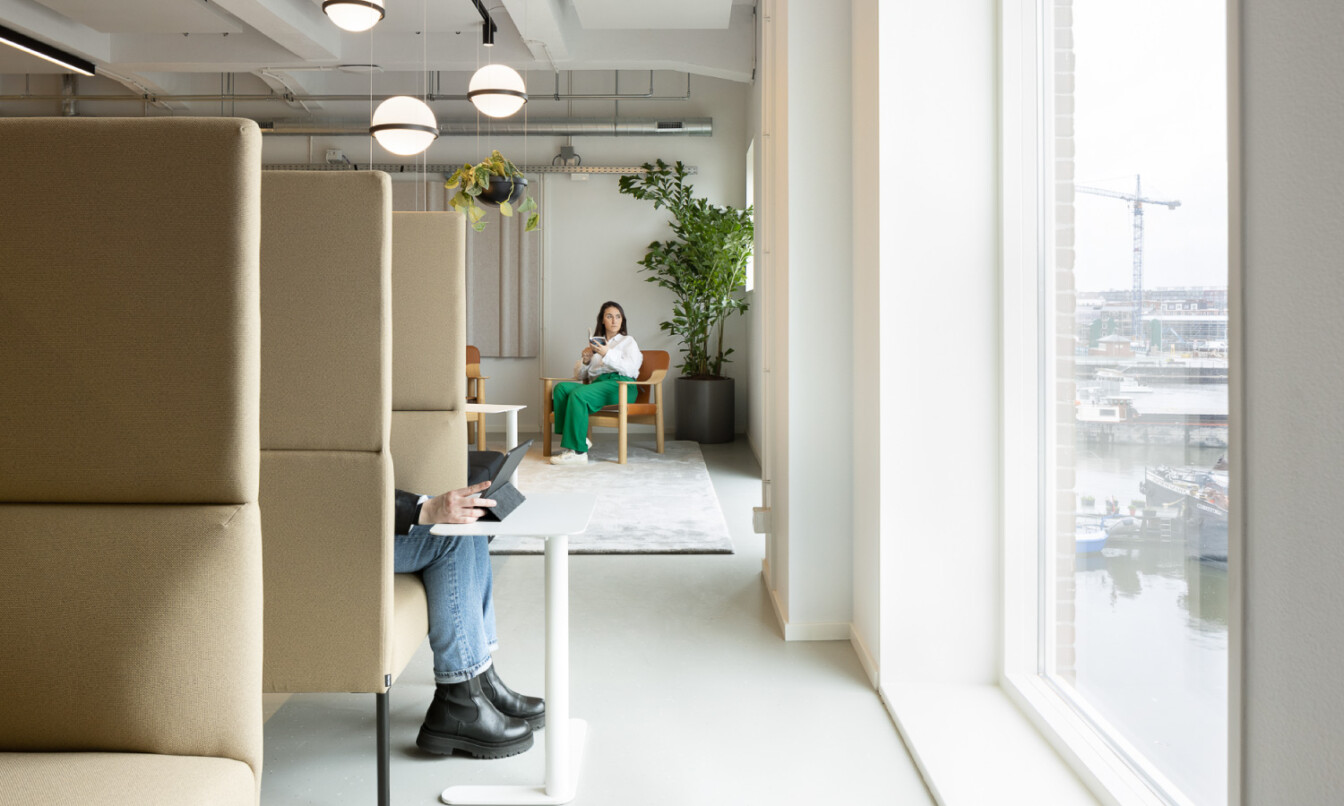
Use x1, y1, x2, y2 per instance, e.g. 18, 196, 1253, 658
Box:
489, 437, 734, 555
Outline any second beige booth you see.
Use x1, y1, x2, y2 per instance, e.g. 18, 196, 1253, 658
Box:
258, 171, 467, 805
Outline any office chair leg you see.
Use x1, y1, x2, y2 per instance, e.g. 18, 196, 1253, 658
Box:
376, 690, 390, 806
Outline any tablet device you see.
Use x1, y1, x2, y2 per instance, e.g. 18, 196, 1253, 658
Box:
477, 439, 532, 521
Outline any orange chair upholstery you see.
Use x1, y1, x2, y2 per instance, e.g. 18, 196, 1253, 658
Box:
465, 345, 488, 450
541, 350, 669, 464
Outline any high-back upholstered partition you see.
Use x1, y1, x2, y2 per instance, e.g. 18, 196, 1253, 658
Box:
258, 171, 425, 806
390, 211, 469, 495
0, 118, 264, 804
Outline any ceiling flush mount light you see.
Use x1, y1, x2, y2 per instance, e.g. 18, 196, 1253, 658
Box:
0, 24, 94, 75
370, 95, 438, 156
468, 64, 527, 118
322, 0, 385, 32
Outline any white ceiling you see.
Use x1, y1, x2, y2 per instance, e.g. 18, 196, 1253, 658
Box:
0, 0, 756, 77
569, 0, 735, 30
0, 0, 756, 125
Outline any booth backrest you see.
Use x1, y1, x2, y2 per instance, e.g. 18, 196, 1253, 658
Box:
0, 117, 264, 789
258, 171, 400, 693
390, 211, 469, 494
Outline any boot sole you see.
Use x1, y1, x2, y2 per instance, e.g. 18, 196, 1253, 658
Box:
416, 726, 534, 759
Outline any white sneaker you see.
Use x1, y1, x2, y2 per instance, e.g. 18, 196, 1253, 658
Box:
586, 437, 594, 450
550, 449, 588, 466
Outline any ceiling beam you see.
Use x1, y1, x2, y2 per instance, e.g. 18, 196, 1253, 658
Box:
208, 0, 340, 61
498, 0, 571, 63
0, 0, 110, 64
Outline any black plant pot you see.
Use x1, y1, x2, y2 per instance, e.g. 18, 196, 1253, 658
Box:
674, 376, 735, 444
478, 176, 527, 207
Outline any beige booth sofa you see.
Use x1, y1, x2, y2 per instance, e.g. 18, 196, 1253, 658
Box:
258, 175, 467, 804
390, 210, 470, 496
0, 118, 265, 804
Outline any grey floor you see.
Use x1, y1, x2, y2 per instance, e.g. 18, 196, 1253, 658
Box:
261, 435, 933, 805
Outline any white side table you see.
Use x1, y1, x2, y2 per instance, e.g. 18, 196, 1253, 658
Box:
429, 493, 597, 805
466, 403, 527, 484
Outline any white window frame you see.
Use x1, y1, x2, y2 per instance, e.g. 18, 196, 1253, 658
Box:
998, 1, 1227, 804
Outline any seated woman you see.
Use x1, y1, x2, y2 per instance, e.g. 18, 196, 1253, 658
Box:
550, 300, 643, 465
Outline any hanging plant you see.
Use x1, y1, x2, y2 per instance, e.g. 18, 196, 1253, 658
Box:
445, 149, 539, 232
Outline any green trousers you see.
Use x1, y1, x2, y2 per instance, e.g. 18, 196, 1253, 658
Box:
552, 372, 637, 453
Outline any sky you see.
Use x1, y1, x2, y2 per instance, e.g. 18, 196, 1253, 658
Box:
1071, 0, 1228, 293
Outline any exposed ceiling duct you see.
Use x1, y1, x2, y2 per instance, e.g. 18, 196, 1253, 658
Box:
258, 117, 712, 137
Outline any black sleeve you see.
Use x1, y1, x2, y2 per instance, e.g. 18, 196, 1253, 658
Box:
394, 489, 424, 536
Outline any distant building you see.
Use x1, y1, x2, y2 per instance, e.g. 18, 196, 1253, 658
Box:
1093, 334, 1134, 357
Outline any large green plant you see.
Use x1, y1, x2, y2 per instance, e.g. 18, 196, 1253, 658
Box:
618, 160, 753, 379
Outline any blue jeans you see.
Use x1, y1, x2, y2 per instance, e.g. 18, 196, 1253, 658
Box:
396, 526, 498, 683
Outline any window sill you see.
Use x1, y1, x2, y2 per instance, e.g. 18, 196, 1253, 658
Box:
882, 682, 1099, 805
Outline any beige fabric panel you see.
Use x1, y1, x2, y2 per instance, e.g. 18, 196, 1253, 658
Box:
260, 171, 392, 452
391, 574, 430, 681
391, 211, 466, 410
0, 752, 254, 806
0, 503, 263, 778
259, 450, 394, 693
391, 411, 468, 494
0, 117, 261, 505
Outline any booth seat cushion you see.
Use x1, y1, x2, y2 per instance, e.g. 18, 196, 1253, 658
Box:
0, 752, 254, 806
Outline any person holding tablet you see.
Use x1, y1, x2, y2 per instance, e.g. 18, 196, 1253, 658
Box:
550, 300, 644, 466
395, 471, 545, 759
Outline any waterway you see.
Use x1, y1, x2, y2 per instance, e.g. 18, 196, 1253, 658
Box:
1068, 396, 1228, 805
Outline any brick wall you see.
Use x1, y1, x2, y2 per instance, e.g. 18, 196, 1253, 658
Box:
1053, 0, 1079, 684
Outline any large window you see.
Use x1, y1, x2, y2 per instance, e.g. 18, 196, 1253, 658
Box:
1004, 2, 1229, 804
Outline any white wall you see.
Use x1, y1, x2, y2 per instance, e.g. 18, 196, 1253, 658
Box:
874, 0, 1000, 689
260, 71, 753, 437
1238, 0, 1344, 800
762, 0, 855, 635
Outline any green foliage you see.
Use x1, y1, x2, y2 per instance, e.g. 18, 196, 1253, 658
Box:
445, 149, 540, 233
618, 159, 754, 379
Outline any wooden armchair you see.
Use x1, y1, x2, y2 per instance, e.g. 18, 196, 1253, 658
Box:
541, 350, 669, 464
465, 345, 489, 450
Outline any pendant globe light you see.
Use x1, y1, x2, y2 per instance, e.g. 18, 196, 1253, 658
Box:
370, 95, 438, 156
468, 63, 527, 118
322, 0, 384, 32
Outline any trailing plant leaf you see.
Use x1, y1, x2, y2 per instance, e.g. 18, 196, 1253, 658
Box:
618, 159, 753, 378
445, 149, 540, 232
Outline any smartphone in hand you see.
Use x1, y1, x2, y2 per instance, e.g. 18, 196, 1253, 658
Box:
589, 336, 607, 347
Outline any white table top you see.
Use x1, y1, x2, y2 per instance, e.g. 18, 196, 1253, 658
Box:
428, 492, 596, 537
465, 402, 527, 414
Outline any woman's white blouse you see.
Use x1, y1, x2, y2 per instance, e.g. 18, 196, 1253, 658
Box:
583, 333, 643, 379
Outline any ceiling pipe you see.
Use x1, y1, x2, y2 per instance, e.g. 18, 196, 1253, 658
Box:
258, 117, 712, 136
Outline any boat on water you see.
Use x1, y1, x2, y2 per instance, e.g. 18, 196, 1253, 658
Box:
1075, 520, 1108, 554
1141, 464, 1228, 564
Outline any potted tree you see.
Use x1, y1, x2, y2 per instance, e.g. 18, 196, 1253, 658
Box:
445, 149, 539, 232
618, 159, 753, 443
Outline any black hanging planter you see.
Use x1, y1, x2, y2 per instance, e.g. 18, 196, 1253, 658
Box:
478, 176, 527, 207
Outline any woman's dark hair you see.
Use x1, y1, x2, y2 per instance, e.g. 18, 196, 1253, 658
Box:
594, 301, 629, 337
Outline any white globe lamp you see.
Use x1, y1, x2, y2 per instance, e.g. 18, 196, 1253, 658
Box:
322, 0, 384, 33
468, 64, 528, 118
370, 96, 438, 156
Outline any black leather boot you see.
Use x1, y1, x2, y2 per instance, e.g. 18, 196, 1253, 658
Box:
480, 665, 546, 729
416, 674, 533, 758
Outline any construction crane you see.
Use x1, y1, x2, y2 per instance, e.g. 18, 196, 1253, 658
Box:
1075, 175, 1180, 345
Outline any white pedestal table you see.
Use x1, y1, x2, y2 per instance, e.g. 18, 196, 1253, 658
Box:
429, 492, 596, 805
